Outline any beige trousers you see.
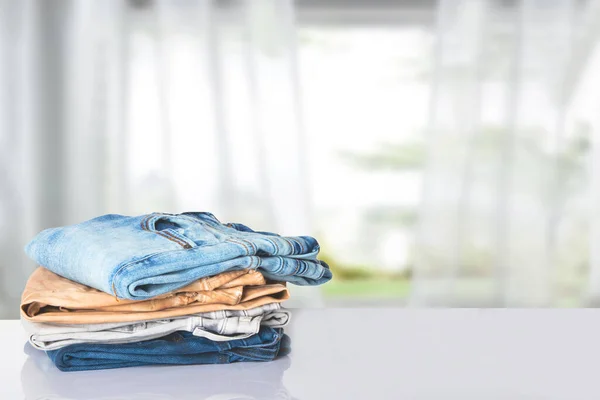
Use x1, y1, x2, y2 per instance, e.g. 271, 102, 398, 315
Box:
21, 267, 289, 324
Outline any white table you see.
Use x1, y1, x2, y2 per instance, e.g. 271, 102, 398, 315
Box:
2, 309, 600, 399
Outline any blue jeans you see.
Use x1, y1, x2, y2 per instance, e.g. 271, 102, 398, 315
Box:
46, 326, 290, 372
25, 212, 331, 300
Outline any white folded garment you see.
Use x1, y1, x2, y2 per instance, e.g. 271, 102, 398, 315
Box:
23, 303, 290, 350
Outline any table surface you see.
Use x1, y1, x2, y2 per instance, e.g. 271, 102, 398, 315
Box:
3, 308, 600, 399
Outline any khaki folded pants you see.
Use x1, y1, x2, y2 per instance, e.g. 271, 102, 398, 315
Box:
21, 267, 289, 324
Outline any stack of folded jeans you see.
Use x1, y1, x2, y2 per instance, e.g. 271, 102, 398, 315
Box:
20, 212, 332, 371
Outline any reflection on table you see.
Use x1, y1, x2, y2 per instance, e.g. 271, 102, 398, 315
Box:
21, 342, 295, 400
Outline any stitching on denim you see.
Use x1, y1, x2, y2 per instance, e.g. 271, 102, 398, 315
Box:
225, 238, 250, 253
140, 215, 150, 231
268, 256, 282, 275
265, 237, 279, 255
280, 237, 291, 253
111, 215, 151, 298
241, 238, 257, 254
281, 237, 295, 254
179, 214, 224, 238
297, 237, 306, 253
182, 215, 224, 243
292, 259, 301, 276
141, 214, 191, 248
155, 230, 190, 248
272, 256, 285, 275
156, 227, 193, 248
227, 238, 250, 255
110, 248, 184, 299
316, 264, 328, 280
294, 237, 306, 253
154, 229, 186, 247
165, 230, 196, 248
177, 214, 204, 225
286, 237, 302, 253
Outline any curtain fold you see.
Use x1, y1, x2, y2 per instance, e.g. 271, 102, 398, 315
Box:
411, 0, 589, 307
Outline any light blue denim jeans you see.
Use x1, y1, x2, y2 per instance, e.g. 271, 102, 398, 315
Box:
25, 212, 331, 300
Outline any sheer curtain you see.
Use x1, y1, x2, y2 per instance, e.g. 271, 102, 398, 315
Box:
411, 0, 598, 306
0, 0, 318, 318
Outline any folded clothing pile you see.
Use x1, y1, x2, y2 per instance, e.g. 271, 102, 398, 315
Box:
20, 211, 332, 371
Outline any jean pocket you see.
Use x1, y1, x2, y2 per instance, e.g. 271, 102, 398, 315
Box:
141, 213, 204, 249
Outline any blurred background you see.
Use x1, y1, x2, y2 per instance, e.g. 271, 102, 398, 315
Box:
2, 0, 600, 317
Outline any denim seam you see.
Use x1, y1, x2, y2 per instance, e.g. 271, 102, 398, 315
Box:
160, 229, 196, 249
109, 250, 171, 298
316, 263, 327, 280
172, 214, 224, 241
238, 331, 280, 349
270, 256, 285, 275
265, 237, 280, 255
226, 238, 248, 254
177, 214, 212, 229
141, 214, 192, 249
241, 237, 257, 254
149, 215, 190, 248
156, 231, 191, 248
142, 215, 179, 246
298, 237, 306, 253
281, 237, 295, 254
290, 237, 305, 253
226, 238, 251, 255
292, 259, 302, 276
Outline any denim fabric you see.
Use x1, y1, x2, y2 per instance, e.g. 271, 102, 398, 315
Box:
46, 326, 290, 372
25, 212, 331, 300
24, 308, 291, 350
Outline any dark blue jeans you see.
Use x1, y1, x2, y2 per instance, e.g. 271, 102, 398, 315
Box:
46, 327, 290, 372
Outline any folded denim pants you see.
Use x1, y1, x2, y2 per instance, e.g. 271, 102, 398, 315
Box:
25, 212, 332, 300
23, 304, 291, 350
46, 326, 291, 372
21, 267, 289, 324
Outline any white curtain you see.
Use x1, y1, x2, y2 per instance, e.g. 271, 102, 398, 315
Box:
411, 0, 598, 306
0, 0, 318, 318
7, 0, 600, 313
